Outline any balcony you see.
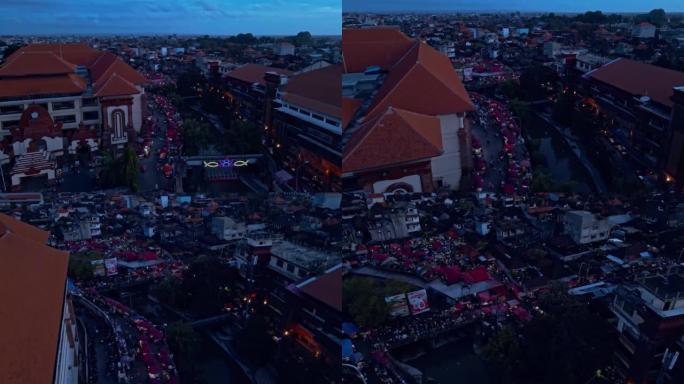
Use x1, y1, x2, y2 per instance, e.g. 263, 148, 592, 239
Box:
110, 132, 128, 145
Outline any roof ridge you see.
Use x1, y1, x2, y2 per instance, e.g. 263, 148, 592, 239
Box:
393, 108, 442, 151
342, 108, 393, 161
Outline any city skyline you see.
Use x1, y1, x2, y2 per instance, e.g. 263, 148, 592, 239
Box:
343, 0, 684, 13
0, 0, 341, 35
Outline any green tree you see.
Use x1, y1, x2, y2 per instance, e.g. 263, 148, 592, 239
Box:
485, 286, 614, 384
531, 168, 553, 192
343, 277, 413, 328
181, 118, 212, 156
483, 327, 525, 384
167, 322, 202, 381
292, 31, 313, 47
123, 146, 139, 192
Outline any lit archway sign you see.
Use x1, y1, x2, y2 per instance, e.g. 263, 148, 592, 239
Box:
203, 159, 250, 168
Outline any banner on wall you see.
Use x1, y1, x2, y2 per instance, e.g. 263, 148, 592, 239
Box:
91, 259, 105, 277
385, 294, 410, 318
105, 258, 118, 276
407, 289, 430, 315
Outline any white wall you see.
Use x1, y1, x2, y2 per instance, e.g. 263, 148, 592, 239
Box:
431, 114, 464, 189
372, 174, 422, 193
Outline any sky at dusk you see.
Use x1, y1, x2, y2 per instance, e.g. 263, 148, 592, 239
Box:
343, 0, 684, 13
0, 0, 341, 36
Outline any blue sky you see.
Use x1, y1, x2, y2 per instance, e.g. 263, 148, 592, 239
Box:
343, 0, 684, 13
0, 0, 341, 35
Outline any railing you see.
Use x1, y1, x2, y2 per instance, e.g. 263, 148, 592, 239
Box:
110, 132, 128, 144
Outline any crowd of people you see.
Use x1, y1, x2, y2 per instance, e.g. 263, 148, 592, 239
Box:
470, 92, 532, 194
84, 288, 180, 383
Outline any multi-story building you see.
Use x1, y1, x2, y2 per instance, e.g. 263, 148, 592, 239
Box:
611, 272, 684, 383
562, 210, 612, 244
0, 44, 146, 147
211, 216, 246, 241
271, 64, 343, 191
0, 213, 79, 384
583, 58, 684, 180
224, 63, 292, 128
0, 44, 146, 189
665, 87, 684, 189
341, 27, 474, 193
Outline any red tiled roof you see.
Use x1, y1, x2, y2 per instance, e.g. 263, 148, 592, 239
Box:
226, 63, 292, 86
0, 213, 68, 384
342, 97, 362, 129
344, 107, 443, 172
91, 54, 146, 86
586, 58, 684, 108
13, 43, 100, 66
365, 40, 474, 117
343, 27, 414, 73
0, 74, 86, 98
0, 44, 145, 98
95, 72, 140, 97
0, 51, 75, 77
281, 64, 341, 119
297, 265, 342, 311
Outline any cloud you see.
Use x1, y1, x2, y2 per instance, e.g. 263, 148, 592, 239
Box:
0, 0, 341, 35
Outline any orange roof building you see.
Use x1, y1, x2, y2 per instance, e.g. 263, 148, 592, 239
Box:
0, 213, 78, 384
267, 63, 344, 191
342, 27, 474, 193
0, 44, 147, 165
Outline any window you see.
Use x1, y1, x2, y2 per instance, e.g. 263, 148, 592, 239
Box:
83, 111, 99, 121
52, 101, 75, 111
276, 259, 284, 268
111, 109, 126, 138
0, 105, 23, 115
54, 115, 76, 124
312, 114, 325, 121
82, 98, 98, 107
286, 264, 295, 273
2, 119, 20, 129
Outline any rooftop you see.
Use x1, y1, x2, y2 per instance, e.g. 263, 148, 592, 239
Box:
0, 213, 69, 384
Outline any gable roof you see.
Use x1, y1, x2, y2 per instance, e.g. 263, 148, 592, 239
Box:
342, 97, 363, 130
343, 27, 414, 73
297, 264, 342, 311
226, 63, 292, 86
0, 51, 76, 77
0, 73, 86, 98
585, 58, 684, 108
13, 43, 101, 66
95, 72, 140, 97
280, 64, 341, 119
365, 40, 474, 117
0, 213, 69, 384
343, 107, 443, 172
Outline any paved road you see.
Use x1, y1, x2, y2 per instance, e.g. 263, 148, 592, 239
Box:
139, 102, 174, 193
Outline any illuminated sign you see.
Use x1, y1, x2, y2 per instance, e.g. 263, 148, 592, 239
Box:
203, 159, 250, 168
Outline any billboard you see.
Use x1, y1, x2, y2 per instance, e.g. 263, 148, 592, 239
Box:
385, 294, 410, 318
105, 258, 118, 276
407, 289, 430, 315
91, 259, 105, 277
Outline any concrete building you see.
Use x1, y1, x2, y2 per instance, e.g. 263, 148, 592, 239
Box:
275, 42, 295, 56
342, 27, 474, 193
583, 58, 684, 179
211, 216, 246, 241
271, 64, 343, 191
611, 273, 684, 383
0, 213, 79, 384
632, 22, 657, 39
563, 210, 612, 244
